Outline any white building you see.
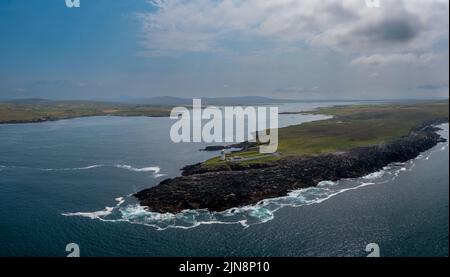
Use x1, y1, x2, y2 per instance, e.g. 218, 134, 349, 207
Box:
220, 150, 226, 161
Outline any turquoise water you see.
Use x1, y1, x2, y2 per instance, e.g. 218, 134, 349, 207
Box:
0, 103, 448, 256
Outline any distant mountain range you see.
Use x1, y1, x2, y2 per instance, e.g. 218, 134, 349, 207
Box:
118, 96, 413, 105
118, 96, 289, 106
2, 96, 442, 107
1, 96, 288, 106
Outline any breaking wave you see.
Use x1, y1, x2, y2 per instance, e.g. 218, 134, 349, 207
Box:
114, 165, 164, 177
0, 163, 164, 177
62, 197, 125, 219
62, 124, 449, 231
39, 164, 105, 171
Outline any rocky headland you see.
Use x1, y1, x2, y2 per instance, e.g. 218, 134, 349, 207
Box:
134, 119, 448, 214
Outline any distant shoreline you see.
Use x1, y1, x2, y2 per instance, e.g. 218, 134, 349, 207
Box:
0, 114, 170, 125
2, 98, 448, 125
0, 99, 173, 125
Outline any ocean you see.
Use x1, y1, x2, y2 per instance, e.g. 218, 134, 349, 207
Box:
0, 102, 448, 257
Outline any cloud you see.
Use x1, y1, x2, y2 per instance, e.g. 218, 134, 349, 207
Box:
139, 0, 448, 56
351, 53, 438, 66
31, 80, 70, 87
12, 88, 26, 93
417, 83, 449, 90
30, 80, 90, 89
353, 17, 420, 45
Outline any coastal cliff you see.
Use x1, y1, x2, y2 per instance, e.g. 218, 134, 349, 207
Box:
134, 118, 448, 214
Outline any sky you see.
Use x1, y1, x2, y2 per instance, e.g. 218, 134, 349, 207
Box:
0, 0, 448, 100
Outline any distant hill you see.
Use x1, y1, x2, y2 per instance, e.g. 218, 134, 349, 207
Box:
122, 96, 289, 106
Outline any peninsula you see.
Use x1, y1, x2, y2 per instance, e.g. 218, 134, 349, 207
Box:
0, 99, 172, 124
135, 101, 449, 213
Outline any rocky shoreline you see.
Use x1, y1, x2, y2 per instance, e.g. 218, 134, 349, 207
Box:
134, 119, 448, 214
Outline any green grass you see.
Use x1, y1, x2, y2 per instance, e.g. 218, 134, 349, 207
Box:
201, 100, 449, 169
0, 99, 172, 123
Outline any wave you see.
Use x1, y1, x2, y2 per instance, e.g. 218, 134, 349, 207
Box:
0, 163, 164, 177
62, 197, 124, 219
39, 164, 105, 171
363, 170, 385, 180
115, 164, 165, 177
115, 164, 161, 173
62, 207, 115, 219
62, 123, 449, 230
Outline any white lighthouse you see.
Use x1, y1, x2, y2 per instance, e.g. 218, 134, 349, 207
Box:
220, 150, 226, 161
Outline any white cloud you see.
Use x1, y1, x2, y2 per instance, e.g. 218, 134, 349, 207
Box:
134, 0, 449, 100
139, 0, 449, 56
351, 53, 438, 66
77, 82, 88, 87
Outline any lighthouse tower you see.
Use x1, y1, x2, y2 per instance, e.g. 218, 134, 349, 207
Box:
220, 150, 226, 161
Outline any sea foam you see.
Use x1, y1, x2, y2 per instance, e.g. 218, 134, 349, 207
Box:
1, 163, 164, 177
39, 164, 105, 171
60, 163, 408, 230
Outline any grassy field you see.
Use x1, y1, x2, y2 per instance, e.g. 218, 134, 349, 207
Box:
203, 100, 449, 169
0, 99, 172, 123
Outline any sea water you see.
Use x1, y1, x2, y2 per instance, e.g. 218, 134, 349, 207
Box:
0, 102, 447, 256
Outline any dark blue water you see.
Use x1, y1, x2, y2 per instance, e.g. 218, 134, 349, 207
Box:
0, 103, 448, 257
